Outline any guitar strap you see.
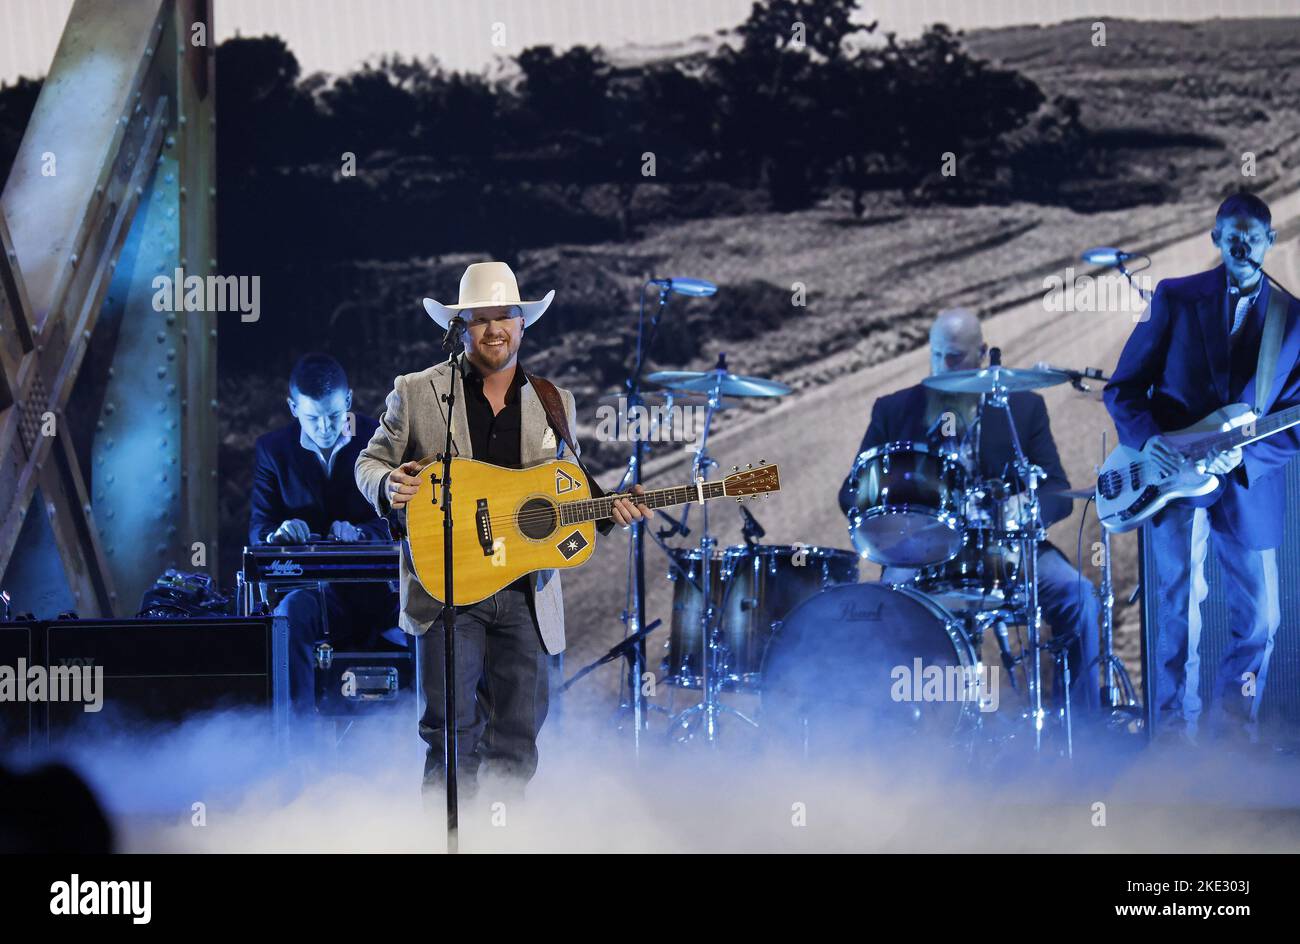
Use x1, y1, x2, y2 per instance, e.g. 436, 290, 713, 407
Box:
1254, 276, 1290, 416
526, 372, 604, 496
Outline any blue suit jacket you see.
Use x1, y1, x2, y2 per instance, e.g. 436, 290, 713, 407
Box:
249, 415, 390, 546
1103, 265, 1300, 549
837, 384, 1074, 528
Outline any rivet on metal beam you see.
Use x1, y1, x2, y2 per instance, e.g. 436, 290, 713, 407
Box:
69, 252, 78, 265
166, 135, 176, 148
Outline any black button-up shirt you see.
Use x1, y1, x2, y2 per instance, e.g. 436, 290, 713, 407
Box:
463, 355, 526, 468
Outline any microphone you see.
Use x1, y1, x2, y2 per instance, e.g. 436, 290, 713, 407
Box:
1228, 241, 1264, 273
991, 619, 1019, 690
1035, 362, 1107, 391
441, 315, 467, 352
1081, 246, 1134, 266
650, 277, 717, 297
739, 504, 766, 541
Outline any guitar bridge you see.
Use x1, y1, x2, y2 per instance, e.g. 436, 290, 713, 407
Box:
475, 499, 493, 556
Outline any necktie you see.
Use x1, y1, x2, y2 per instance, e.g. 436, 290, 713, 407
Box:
1229, 288, 1254, 337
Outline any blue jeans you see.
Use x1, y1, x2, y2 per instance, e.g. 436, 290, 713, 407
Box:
1147, 505, 1280, 730
418, 588, 549, 797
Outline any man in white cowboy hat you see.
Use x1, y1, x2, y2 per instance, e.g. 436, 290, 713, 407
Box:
356, 260, 651, 798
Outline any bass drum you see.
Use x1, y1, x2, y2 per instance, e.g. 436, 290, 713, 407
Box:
760, 583, 982, 754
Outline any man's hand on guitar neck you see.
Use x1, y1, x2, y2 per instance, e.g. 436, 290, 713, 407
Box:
1205, 447, 1243, 475
611, 483, 652, 528
1146, 434, 1242, 476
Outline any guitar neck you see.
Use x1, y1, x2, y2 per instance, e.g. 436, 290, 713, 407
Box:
559, 480, 729, 526
1199, 404, 1300, 457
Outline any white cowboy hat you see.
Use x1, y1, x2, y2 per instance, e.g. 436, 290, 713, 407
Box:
422, 261, 555, 330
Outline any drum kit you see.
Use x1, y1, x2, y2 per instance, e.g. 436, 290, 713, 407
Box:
571, 279, 1137, 759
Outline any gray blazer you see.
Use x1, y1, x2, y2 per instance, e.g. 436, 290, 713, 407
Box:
355, 355, 582, 654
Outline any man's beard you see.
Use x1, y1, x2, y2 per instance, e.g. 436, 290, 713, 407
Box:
473, 336, 517, 368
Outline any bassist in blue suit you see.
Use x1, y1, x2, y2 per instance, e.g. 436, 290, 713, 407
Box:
1104, 193, 1300, 742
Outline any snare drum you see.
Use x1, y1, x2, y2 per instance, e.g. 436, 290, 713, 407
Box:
913, 528, 1023, 609
845, 441, 965, 567
664, 544, 859, 691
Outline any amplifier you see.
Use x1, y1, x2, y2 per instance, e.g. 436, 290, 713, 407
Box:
38, 617, 287, 741
0, 621, 40, 752
1139, 460, 1300, 735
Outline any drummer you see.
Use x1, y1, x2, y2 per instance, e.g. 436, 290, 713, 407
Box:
837, 309, 1101, 713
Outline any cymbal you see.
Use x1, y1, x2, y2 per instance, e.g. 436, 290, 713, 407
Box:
646, 369, 791, 398
596, 390, 735, 410
922, 365, 1070, 395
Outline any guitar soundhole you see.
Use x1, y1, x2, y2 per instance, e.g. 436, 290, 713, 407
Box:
517, 498, 558, 540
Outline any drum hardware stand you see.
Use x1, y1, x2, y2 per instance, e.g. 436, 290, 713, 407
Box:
982, 348, 1049, 751
668, 360, 759, 743
1044, 633, 1075, 758
562, 620, 670, 759
1093, 431, 1142, 725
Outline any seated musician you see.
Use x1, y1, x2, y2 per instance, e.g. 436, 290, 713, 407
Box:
249, 353, 398, 713
837, 309, 1101, 713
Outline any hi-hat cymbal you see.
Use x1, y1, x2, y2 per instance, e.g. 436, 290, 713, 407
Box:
922, 365, 1070, 395
646, 369, 791, 398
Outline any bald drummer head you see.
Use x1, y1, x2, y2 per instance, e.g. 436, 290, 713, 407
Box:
929, 308, 988, 376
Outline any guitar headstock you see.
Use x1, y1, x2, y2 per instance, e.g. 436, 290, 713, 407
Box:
723, 460, 779, 499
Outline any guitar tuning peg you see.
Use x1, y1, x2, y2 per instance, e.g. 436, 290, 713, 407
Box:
736, 497, 742, 503
732, 465, 739, 472
746, 463, 752, 469
759, 458, 766, 464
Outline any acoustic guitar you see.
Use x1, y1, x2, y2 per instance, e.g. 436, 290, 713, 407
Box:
406, 457, 780, 604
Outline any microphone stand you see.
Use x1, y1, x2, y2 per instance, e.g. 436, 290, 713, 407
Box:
434, 324, 466, 853
612, 279, 676, 758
